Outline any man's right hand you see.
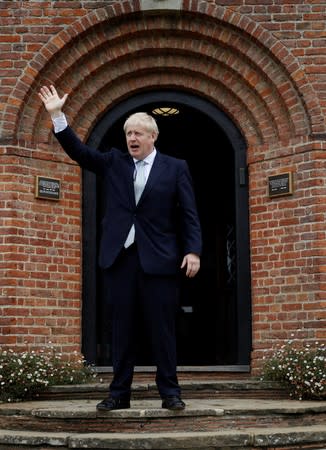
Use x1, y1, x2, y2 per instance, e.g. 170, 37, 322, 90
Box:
38, 85, 68, 118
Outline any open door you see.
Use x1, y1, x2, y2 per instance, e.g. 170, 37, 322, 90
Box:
82, 91, 251, 369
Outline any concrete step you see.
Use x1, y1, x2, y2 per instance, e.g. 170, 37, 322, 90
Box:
0, 424, 326, 449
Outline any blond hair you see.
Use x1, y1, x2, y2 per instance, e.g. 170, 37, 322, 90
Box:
123, 112, 159, 136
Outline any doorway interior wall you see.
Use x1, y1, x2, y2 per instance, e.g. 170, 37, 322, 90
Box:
82, 91, 251, 371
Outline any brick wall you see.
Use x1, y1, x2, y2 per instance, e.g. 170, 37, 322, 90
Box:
0, 0, 325, 369
249, 142, 326, 367
0, 147, 82, 354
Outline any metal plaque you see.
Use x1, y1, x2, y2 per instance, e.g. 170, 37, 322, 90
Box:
268, 172, 293, 198
35, 176, 60, 201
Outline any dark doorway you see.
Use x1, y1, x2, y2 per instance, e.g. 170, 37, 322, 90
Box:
82, 91, 251, 369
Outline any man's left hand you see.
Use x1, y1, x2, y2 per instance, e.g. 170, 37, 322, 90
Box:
181, 253, 200, 278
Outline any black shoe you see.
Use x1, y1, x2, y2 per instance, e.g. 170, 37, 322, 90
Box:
96, 396, 130, 411
162, 396, 185, 410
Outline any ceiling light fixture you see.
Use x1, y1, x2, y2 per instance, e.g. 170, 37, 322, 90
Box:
152, 107, 180, 116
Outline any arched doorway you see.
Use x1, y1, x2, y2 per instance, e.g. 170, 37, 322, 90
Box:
82, 91, 251, 370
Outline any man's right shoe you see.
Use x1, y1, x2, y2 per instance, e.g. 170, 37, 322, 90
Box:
96, 396, 130, 411
162, 396, 185, 410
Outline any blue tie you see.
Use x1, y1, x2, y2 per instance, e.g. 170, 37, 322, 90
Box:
124, 160, 147, 248
134, 160, 146, 204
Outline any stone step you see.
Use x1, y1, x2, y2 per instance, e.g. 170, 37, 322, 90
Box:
1, 378, 325, 449
0, 398, 325, 434
0, 424, 326, 449
37, 379, 288, 401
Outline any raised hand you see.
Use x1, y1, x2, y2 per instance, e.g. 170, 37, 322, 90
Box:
38, 85, 68, 118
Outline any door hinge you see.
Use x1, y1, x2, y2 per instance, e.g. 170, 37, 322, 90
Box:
239, 167, 247, 186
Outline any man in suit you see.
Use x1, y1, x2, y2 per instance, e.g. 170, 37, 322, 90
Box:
39, 85, 202, 411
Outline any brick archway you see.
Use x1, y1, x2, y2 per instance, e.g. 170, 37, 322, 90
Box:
1, 1, 325, 366
2, 1, 323, 154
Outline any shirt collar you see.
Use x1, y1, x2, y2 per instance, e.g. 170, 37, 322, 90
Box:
133, 148, 157, 165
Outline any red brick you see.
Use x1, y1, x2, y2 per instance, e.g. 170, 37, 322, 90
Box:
0, 1, 325, 373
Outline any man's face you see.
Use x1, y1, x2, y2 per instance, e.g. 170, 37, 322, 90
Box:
125, 124, 156, 160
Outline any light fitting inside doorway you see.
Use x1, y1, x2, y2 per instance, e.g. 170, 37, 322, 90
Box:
152, 107, 179, 116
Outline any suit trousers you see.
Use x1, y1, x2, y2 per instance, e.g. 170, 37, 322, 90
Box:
103, 244, 181, 400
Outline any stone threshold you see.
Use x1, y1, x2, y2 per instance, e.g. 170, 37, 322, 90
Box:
36, 379, 289, 401
45, 379, 282, 392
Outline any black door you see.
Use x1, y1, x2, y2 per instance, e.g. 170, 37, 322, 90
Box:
82, 91, 251, 368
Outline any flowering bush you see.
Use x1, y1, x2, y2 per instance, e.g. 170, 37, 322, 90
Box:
0, 347, 96, 402
261, 340, 325, 400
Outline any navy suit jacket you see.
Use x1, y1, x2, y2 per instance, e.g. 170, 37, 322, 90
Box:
55, 126, 202, 275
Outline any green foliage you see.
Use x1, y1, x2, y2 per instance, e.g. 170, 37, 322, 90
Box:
0, 347, 96, 402
261, 340, 325, 400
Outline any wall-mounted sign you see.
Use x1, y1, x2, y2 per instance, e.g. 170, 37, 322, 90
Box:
268, 172, 293, 198
35, 176, 60, 201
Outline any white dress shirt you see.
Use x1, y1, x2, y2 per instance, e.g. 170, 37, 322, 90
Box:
132, 148, 156, 181
52, 113, 68, 133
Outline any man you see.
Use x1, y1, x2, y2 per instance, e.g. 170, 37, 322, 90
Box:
39, 85, 202, 411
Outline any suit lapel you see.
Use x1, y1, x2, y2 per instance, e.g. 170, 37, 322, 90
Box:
138, 152, 166, 204
121, 153, 137, 207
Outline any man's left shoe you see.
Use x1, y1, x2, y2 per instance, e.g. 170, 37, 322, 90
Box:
96, 396, 130, 411
162, 396, 185, 410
